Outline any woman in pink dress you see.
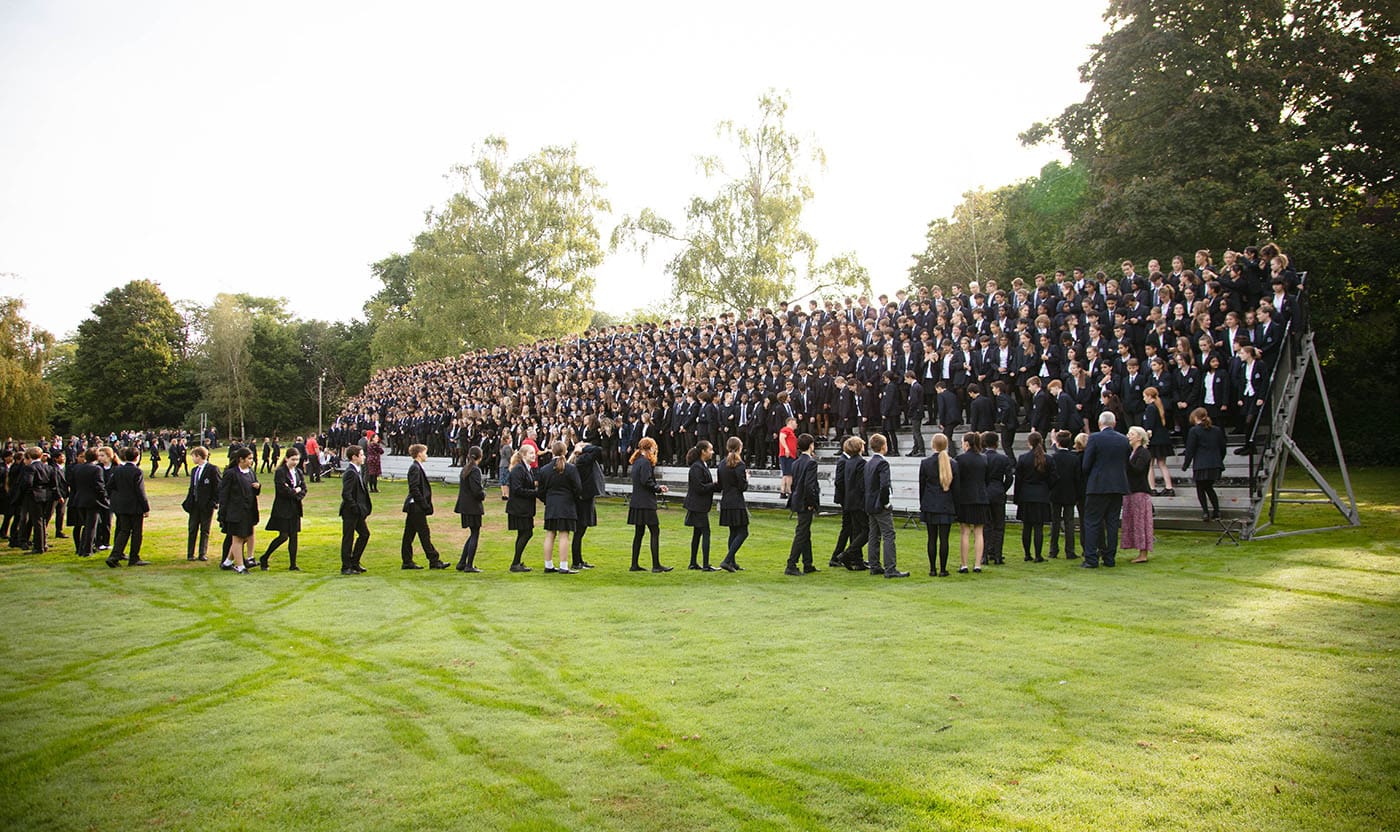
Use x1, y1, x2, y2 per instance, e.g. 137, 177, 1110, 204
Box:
365, 435, 383, 493
1121, 426, 1155, 563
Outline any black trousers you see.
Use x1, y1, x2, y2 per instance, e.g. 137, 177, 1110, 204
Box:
882, 416, 900, 454
187, 506, 214, 559
401, 511, 440, 564
787, 511, 814, 567
340, 514, 370, 569
53, 499, 65, 534
842, 509, 868, 563
1050, 502, 1077, 556
27, 498, 52, 552
72, 507, 97, 556
7, 502, 27, 547
985, 494, 1007, 560
95, 508, 111, 548
112, 513, 144, 563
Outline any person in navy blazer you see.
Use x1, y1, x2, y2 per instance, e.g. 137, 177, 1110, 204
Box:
863, 434, 907, 577
1080, 412, 1131, 568
784, 435, 821, 575
181, 445, 220, 561
67, 448, 109, 558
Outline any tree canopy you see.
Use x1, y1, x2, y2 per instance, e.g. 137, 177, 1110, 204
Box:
0, 297, 55, 438
614, 90, 869, 317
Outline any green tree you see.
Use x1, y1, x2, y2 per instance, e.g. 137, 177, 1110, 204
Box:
71, 280, 196, 429
0, 297, 55, 438
1001, 161, 1094, 277
614, 90, 869, 317
909, 187, 1009, 290
370, 138, 609, 367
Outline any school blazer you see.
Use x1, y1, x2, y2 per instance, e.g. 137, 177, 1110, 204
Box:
454, 465, 486, 516
683, 461, 719, 513
404, 461, 434, 515
717, 461, 749, 511
918, 453, 958, 515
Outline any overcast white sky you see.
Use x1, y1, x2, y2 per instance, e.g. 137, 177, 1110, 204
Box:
0, 0, 1107, 339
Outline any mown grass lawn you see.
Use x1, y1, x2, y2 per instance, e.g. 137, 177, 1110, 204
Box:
1, 467, 1396, 831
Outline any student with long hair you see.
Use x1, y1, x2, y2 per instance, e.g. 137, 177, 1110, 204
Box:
538, 440, 583, 574
454, 446, 485, 572
953, 431, 989, 573
218, 447, 259, 574
1182, 407, 1228, 521
716, 437, 749, 572
1142, 386, 1175, 495
1014, 432, 1058, 563
683, 441, 720, 571
261, 448, 306, 571
628, 437, 670, 573
1123, 426, 1155, 563
505, 445, 539, 573
918, 432, 958, 576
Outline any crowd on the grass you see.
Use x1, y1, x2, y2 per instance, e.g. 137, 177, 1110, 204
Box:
2, 242, 1303, 577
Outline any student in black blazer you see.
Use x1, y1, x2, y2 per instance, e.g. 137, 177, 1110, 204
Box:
106, 447, 152, 568
23, 448, 56, 554
993, 381, 1018, 461
953, 432, 990, 573
918, 433, 958, 576
454, 446, 486, 572
863, 434, 908, 578
261, 449, 306, 571
181, 445, 220, 561
716, 437, 750, 572
627, 437, 670, 572
1047, 431, 1081, 559
569, 441, 604, 570
402, 443, 448, 570
216, 447, 260, 574
1014, 432, 1058, 563
1182, 408, 1228, 520
967, 384, 996, 433
784, 434, 821, 575
339, 445, 373, 575
981, 431, 1015, 565
67, 448, 108, 558
935, 380, 961, 439
682, 441, 720, 571
537, 440, 584, 574
836, 436, 869, 570
505, 445, 540, 573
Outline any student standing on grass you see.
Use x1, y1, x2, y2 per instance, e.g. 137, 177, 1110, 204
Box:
863, 434, 908, 579
716, 437, 749, 573
537, 440, 582, 574
1014, 432, 1057, 563
839, 436, 870, 570
569, 440, 604, 571
1142, 386, 1176, 495
505, 445, 539, 573
1122, 427, 1155, 563
784, 434, 821, 576
627, 437, 671, 573
1048, 431, 1081, 560
105, 446, 151, 568
402, 443, 448, 570
339, 445, 372, 575
919, 433, 958, 577
454, 446, 485, 572
261, 449, 306, 571
68, 448, 108, 558
953, 431, 990, 573
24, 448, 56, 554
981, 431, 1014, 566
683, 441, 720, 571
217, 447, 260, 574
182, 446, 220, 562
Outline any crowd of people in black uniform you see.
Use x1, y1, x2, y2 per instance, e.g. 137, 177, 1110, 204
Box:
1, 242, 1300, 576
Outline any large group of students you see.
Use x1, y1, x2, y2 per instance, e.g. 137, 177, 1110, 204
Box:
2, 242, 1297, 574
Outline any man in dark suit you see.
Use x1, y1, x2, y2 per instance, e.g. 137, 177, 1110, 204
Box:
1048, 431, 1081, 559
863, 434, 908, 578
1080, 413, 1131, 568
339, 445, 373, 574
982, 432, 1014, 565
935, 380, 961, 440
68, 448, 108, 557
106, 446, 151, 567
968, 384, 996, 434
402, 443, 448, 569
784, 434, 821, 576
182, 445, 220, 561
840, 438, 869, 570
